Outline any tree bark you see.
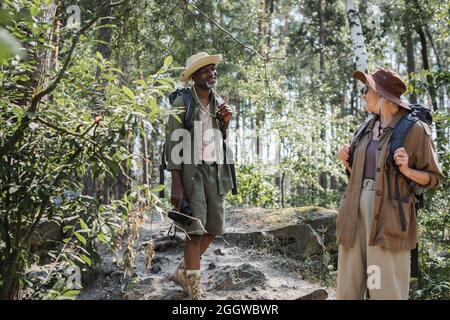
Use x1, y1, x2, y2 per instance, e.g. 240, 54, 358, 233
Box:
265, 0, 274, 54
406, 30, 417, 103
346, 0, 368, 111
141, 121, 149, 186
319, 0, 326, 74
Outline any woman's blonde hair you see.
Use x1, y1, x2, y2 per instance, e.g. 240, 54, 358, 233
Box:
375, 95, 399, 114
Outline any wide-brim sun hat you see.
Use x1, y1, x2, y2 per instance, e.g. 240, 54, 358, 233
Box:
353, 68, 410, 110
179, 52, 222, 82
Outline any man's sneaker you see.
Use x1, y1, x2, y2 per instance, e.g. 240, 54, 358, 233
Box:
185, 272, 203, 300
171, 260, 187, 290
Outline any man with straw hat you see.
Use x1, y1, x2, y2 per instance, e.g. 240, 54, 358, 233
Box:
165, 52, 234, 299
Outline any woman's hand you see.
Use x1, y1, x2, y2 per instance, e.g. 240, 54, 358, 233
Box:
393, 147, 410, 175
394, 147, 431, 186
337, 144, 351, 168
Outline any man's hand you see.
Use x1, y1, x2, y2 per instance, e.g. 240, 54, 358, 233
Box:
218, 103, 233, 126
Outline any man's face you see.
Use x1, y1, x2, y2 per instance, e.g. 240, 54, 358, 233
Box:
192, 64, 218, 89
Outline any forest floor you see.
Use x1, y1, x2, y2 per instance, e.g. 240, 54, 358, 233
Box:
78, 207, 337, 300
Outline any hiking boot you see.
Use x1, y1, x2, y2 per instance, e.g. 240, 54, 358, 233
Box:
185, 272, 203, 300
171, 260, 187, 290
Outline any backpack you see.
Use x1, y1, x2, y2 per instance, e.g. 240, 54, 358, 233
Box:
347, 103, 433, 278
159, 88, 238, 198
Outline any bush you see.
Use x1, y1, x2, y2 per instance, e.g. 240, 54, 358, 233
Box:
227, 163, 279, 208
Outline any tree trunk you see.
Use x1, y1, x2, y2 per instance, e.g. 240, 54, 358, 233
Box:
281, 171, 285, 208
141, 121, 149, 186
346, 0, 368, 110
265, 0, 274, 54
319, 0, 326, 74
416, 26, 437, 111
1, 1, 58, 300
406, 30, 417, 103
258, 0, 265, 55
416, 25, 445, 152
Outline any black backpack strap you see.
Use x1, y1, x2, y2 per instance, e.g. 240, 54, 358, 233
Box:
386, 113, 419, 232
230, 163, 238, 195
394, 166, 407, 231
181, 90, 195, 130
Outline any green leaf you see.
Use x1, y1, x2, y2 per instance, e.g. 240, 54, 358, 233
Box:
80, 254, 92, 266
79, 218, 88, 230
74, 232, 86, 245
30, 5, 38, 17
8, 186, 19, 194
96, 51, 104, 61
164, 55, 173, 67
61, 290, 80, 298
151, 184, 165, 193
63, 225, 73, 233
0, 28, 26, 63
122, 86, 135, 100
97, 233, 109, 244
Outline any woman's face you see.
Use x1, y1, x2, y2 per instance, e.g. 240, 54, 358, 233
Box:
363, 84, 380, 114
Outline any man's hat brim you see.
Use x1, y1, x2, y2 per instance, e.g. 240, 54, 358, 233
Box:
179, 54, 222, 82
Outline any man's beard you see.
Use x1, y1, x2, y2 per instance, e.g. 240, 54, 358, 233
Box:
205, 79, 217, 90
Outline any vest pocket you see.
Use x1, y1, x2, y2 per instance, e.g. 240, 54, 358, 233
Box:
381, 196, 413, 240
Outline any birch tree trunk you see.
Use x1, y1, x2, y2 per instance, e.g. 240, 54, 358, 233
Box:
319, 0, 326, 75
346, 0, 368, 111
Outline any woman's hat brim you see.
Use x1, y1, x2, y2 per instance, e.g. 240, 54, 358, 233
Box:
179, 55, 222, 82
353, 70, 410, 110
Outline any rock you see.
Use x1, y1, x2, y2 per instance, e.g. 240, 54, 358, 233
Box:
301, 210, 338, 253
208, 262, 216, 270
222, 231, 269, 247
153, 256, 170, 265
124, 276, 166, 299
296, 289, 328, 300
30, 220, 63, 252
153, 236, 183, 252
150, 265, 162, 274
268, 223, 325, 259
214, 248, 225, 256
155, 290, 186, 300
211, 263, 266, 290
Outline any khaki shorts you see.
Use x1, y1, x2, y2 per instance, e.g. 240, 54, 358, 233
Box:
176, 163, 225, 236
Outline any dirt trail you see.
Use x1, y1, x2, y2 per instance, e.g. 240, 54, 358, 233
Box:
78, 207, 337, 300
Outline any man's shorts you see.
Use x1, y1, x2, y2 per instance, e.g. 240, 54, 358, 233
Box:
176, 163, 225, 236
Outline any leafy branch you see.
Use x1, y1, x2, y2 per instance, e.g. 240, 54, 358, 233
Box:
0, 0, 126, 158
